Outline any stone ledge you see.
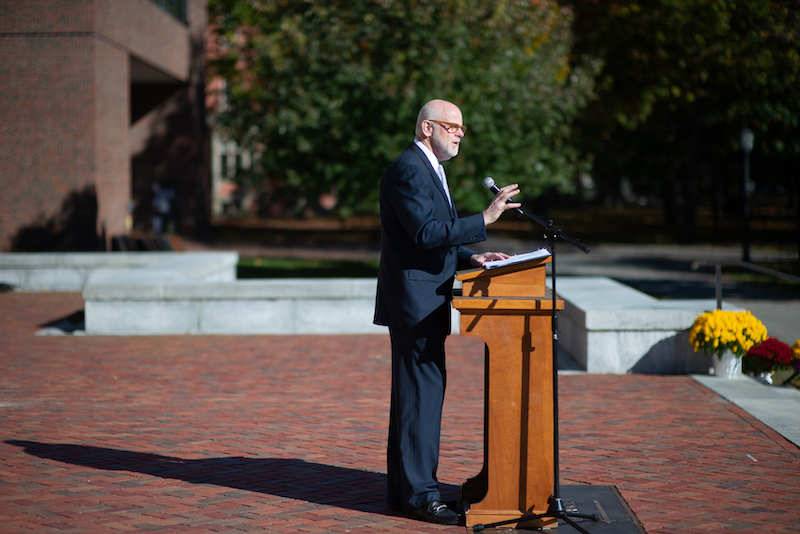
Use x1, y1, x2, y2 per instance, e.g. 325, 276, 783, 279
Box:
87, 278, 378, 301
0, 252, 384, 336
1, 252, 237, 292
4, 253, 740, 375
84, 278, 385, 335
554, 276, 740, 374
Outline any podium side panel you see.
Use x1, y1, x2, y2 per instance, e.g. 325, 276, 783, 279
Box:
457, 307, 555, 522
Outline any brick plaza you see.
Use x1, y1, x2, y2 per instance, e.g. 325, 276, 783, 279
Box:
1, 292, 799, 533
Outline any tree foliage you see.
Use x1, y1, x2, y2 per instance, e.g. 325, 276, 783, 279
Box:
574, 0, 800, 134
208, 0, 599, 216
569, 0, 800, 238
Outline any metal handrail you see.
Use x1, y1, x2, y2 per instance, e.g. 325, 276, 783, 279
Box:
691, 260, 800, 311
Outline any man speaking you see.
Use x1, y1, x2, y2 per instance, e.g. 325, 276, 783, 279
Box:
374, 99, 521, 524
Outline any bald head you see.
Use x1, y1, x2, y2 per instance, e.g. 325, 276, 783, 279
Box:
414, 99, 465, 162
415, 99, 461, 138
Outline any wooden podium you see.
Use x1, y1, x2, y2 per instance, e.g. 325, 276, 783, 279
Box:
453, 255, 563, 530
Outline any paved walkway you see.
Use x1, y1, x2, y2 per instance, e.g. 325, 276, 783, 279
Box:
2, 292, 800, 533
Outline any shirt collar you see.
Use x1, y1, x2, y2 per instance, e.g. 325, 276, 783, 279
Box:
413, 139, 441, 172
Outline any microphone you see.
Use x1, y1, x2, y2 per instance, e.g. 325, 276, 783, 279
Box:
483, 177, 523, 215
482, 176, 501, 194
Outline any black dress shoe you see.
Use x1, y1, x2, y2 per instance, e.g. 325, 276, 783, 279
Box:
412, 499, 460, 525
442, 499, 461, 512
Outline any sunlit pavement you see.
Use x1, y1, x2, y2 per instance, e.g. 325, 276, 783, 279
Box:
1, 292, 799, 533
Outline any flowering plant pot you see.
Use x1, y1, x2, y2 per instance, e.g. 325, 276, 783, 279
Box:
743, 338, 793, 376
713, 350, 742, 378
793, 341, 800, 373
688, 310, 768, 359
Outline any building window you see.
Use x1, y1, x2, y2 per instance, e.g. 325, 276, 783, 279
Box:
149, 0, 187, 25
221, 154, 228, 178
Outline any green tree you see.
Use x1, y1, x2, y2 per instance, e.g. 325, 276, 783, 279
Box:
208, 0, 599, 217
569, 0, 800, 242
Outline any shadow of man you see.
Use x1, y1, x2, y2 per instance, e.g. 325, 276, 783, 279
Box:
6, 440, 460, 516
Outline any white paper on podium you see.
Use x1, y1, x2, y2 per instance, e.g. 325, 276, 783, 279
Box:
483, 248, 551, 270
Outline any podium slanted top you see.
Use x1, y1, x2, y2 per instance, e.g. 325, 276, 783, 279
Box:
483, 248, 551, 270
457, 251, 551, 298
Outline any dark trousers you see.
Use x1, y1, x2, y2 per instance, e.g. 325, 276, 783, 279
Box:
387, 327, 448, 511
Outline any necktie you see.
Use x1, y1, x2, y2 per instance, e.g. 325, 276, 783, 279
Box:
437, 164, 453, 207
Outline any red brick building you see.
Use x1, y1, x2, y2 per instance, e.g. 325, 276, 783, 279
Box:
0, 0, 209, 251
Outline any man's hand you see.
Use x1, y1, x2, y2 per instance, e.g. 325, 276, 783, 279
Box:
482, 183, 521, 226
470, 251, 511, 268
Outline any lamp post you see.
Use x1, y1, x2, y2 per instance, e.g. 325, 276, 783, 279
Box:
740, 126, 754, 262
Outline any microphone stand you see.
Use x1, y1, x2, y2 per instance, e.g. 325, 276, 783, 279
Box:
472, 204, 594, 533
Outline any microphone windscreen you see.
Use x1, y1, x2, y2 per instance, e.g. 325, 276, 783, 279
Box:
482, 177, 495, 190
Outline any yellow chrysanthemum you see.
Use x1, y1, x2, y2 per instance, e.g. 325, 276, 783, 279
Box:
688, 310, 768, 357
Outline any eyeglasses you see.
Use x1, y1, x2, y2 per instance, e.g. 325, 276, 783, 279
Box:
429, 120, 467, 135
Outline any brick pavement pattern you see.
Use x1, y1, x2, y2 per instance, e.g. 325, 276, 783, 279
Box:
1, 293, 799, 533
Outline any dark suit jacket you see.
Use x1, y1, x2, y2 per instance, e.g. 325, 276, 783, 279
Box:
374, 142, 486, 332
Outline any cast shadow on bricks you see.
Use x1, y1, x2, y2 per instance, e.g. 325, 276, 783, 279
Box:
6, 440, 457, 514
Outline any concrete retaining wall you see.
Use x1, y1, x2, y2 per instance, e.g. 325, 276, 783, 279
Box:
2, 252, 731, 373
85, 278, 386, 335
0, 252, 237, 292
0, 251, 386, 336
555, 277, 731, 374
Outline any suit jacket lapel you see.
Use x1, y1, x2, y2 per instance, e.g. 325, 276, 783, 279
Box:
408, 143, 456, 218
